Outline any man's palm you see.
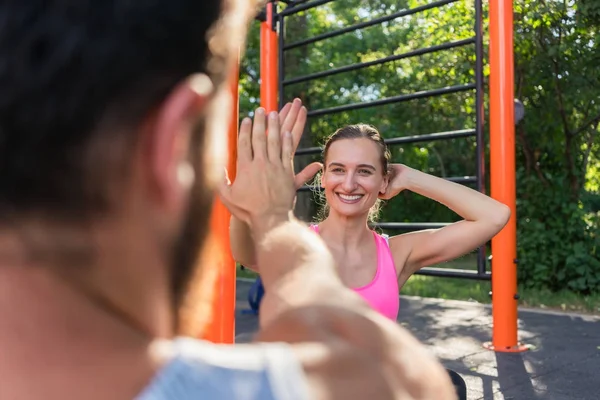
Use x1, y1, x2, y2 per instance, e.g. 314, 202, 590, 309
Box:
278, 99, 322, 189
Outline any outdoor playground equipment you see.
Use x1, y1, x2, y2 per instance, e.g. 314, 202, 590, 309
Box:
202, 0, 528, 353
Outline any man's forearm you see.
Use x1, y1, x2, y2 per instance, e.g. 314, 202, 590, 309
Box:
251, 213, 338, 288
251, 213, 372, 326
229, 216, 258, 268
231, 195, 302, 269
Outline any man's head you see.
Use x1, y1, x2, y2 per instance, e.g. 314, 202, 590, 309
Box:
0, 0, 258, 335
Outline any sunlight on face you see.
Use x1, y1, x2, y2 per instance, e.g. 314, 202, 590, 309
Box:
322, 138, 388, 218
203, 88, 233, 188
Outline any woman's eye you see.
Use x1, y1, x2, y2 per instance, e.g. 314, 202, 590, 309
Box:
359, 169, 372, 175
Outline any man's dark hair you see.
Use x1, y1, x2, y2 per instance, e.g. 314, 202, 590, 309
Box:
0, 1, 237, 222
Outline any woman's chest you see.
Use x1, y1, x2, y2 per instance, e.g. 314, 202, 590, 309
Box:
328, 245, 379, 289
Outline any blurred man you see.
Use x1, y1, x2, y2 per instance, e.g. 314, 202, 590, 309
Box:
0, 1, 455, 399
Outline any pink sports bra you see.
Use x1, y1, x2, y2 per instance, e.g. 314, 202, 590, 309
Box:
310, 225, 399, 320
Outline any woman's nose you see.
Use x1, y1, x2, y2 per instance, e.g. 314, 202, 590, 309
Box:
341, 173, 357, 192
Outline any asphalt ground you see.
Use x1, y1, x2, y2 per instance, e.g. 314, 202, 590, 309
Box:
234, 279, 600, 400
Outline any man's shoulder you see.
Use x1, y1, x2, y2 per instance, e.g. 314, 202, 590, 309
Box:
135, 337, 309, 400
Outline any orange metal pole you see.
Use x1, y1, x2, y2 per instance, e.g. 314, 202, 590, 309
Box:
202, 58, 239, 344
260, 2, 278, 112
486, 0, 526, 353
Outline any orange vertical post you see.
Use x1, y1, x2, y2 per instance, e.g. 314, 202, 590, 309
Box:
260, 2, 278, 112
485, 0, 527, 352
202, 58, 239, 344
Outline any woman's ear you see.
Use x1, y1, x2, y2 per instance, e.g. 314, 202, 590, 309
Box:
379, 176, 389, 195
380, 165, 395, 194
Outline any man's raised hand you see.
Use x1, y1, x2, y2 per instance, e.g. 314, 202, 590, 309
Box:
219, 108, 295, 226
278, 99, 322, 190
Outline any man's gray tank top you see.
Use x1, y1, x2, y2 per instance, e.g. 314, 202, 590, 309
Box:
136, 337, 310, 400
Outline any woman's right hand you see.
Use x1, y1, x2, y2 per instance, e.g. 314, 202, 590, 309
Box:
218, 108, 296, 227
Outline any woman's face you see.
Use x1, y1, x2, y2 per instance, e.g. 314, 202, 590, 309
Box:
321, 138, 388, 218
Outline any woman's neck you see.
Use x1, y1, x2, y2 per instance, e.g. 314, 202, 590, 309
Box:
319, 211, 372, 250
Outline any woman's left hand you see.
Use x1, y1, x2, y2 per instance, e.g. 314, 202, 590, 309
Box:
379, 164, 411, 200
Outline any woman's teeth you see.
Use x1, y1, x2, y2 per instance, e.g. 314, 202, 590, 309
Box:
337, 193, 363, 203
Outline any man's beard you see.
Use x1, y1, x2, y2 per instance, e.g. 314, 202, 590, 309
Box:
168, 115, 222, 337
170, 176, 213, 320
168, 88, 235, 337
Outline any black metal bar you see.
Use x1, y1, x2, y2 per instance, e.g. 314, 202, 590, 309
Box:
280, 0, 336, 16
446, 176, 477, 184
477, 247, 487, 275
294, 146, 322, 156
415, 267, 491, 280
307, 84, 476, 117
385, 128, 476, 145
284, 0, 460, 50
474, 0, 487, 276
295, 128, 476, 156
474, 0, 484, 194
373, 222, 450, 230
477, 245, 488, 275
271, 2, 279, 31
255, 9, 267, 22
283, 38, 475, 86
278, 12, 286, 109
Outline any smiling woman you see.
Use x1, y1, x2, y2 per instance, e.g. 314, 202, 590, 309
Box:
311, 124, 399, 320
307, 120, 510, 321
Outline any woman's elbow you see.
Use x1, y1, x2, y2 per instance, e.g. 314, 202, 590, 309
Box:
491, 203, 511, 229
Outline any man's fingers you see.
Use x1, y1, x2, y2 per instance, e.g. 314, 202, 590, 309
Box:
267, 111, 282, 163
281, 131, 294, 174
237, 117, 253, 165
281, 98, 302, 135
251, 108, 268, 160
291, 106, 307, 154
294, 162, 323, 189
278, 102, 292, 124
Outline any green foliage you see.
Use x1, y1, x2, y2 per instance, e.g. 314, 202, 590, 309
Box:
513, 0, 600, 294
239, 0, 600, 294
517, 173, 600, 293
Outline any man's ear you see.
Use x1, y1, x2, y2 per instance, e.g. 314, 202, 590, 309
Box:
144, 74, 213, 212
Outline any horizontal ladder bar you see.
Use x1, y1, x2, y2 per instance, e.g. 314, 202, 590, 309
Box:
283, 0, 460, 49
280, 0, 336, 16
295, 128, 476, 156
445, 176, 477, 184
306, 83, 476, 117
284, 38, 475, 86
373, 222, 450, 230
415, 267, 491, 280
